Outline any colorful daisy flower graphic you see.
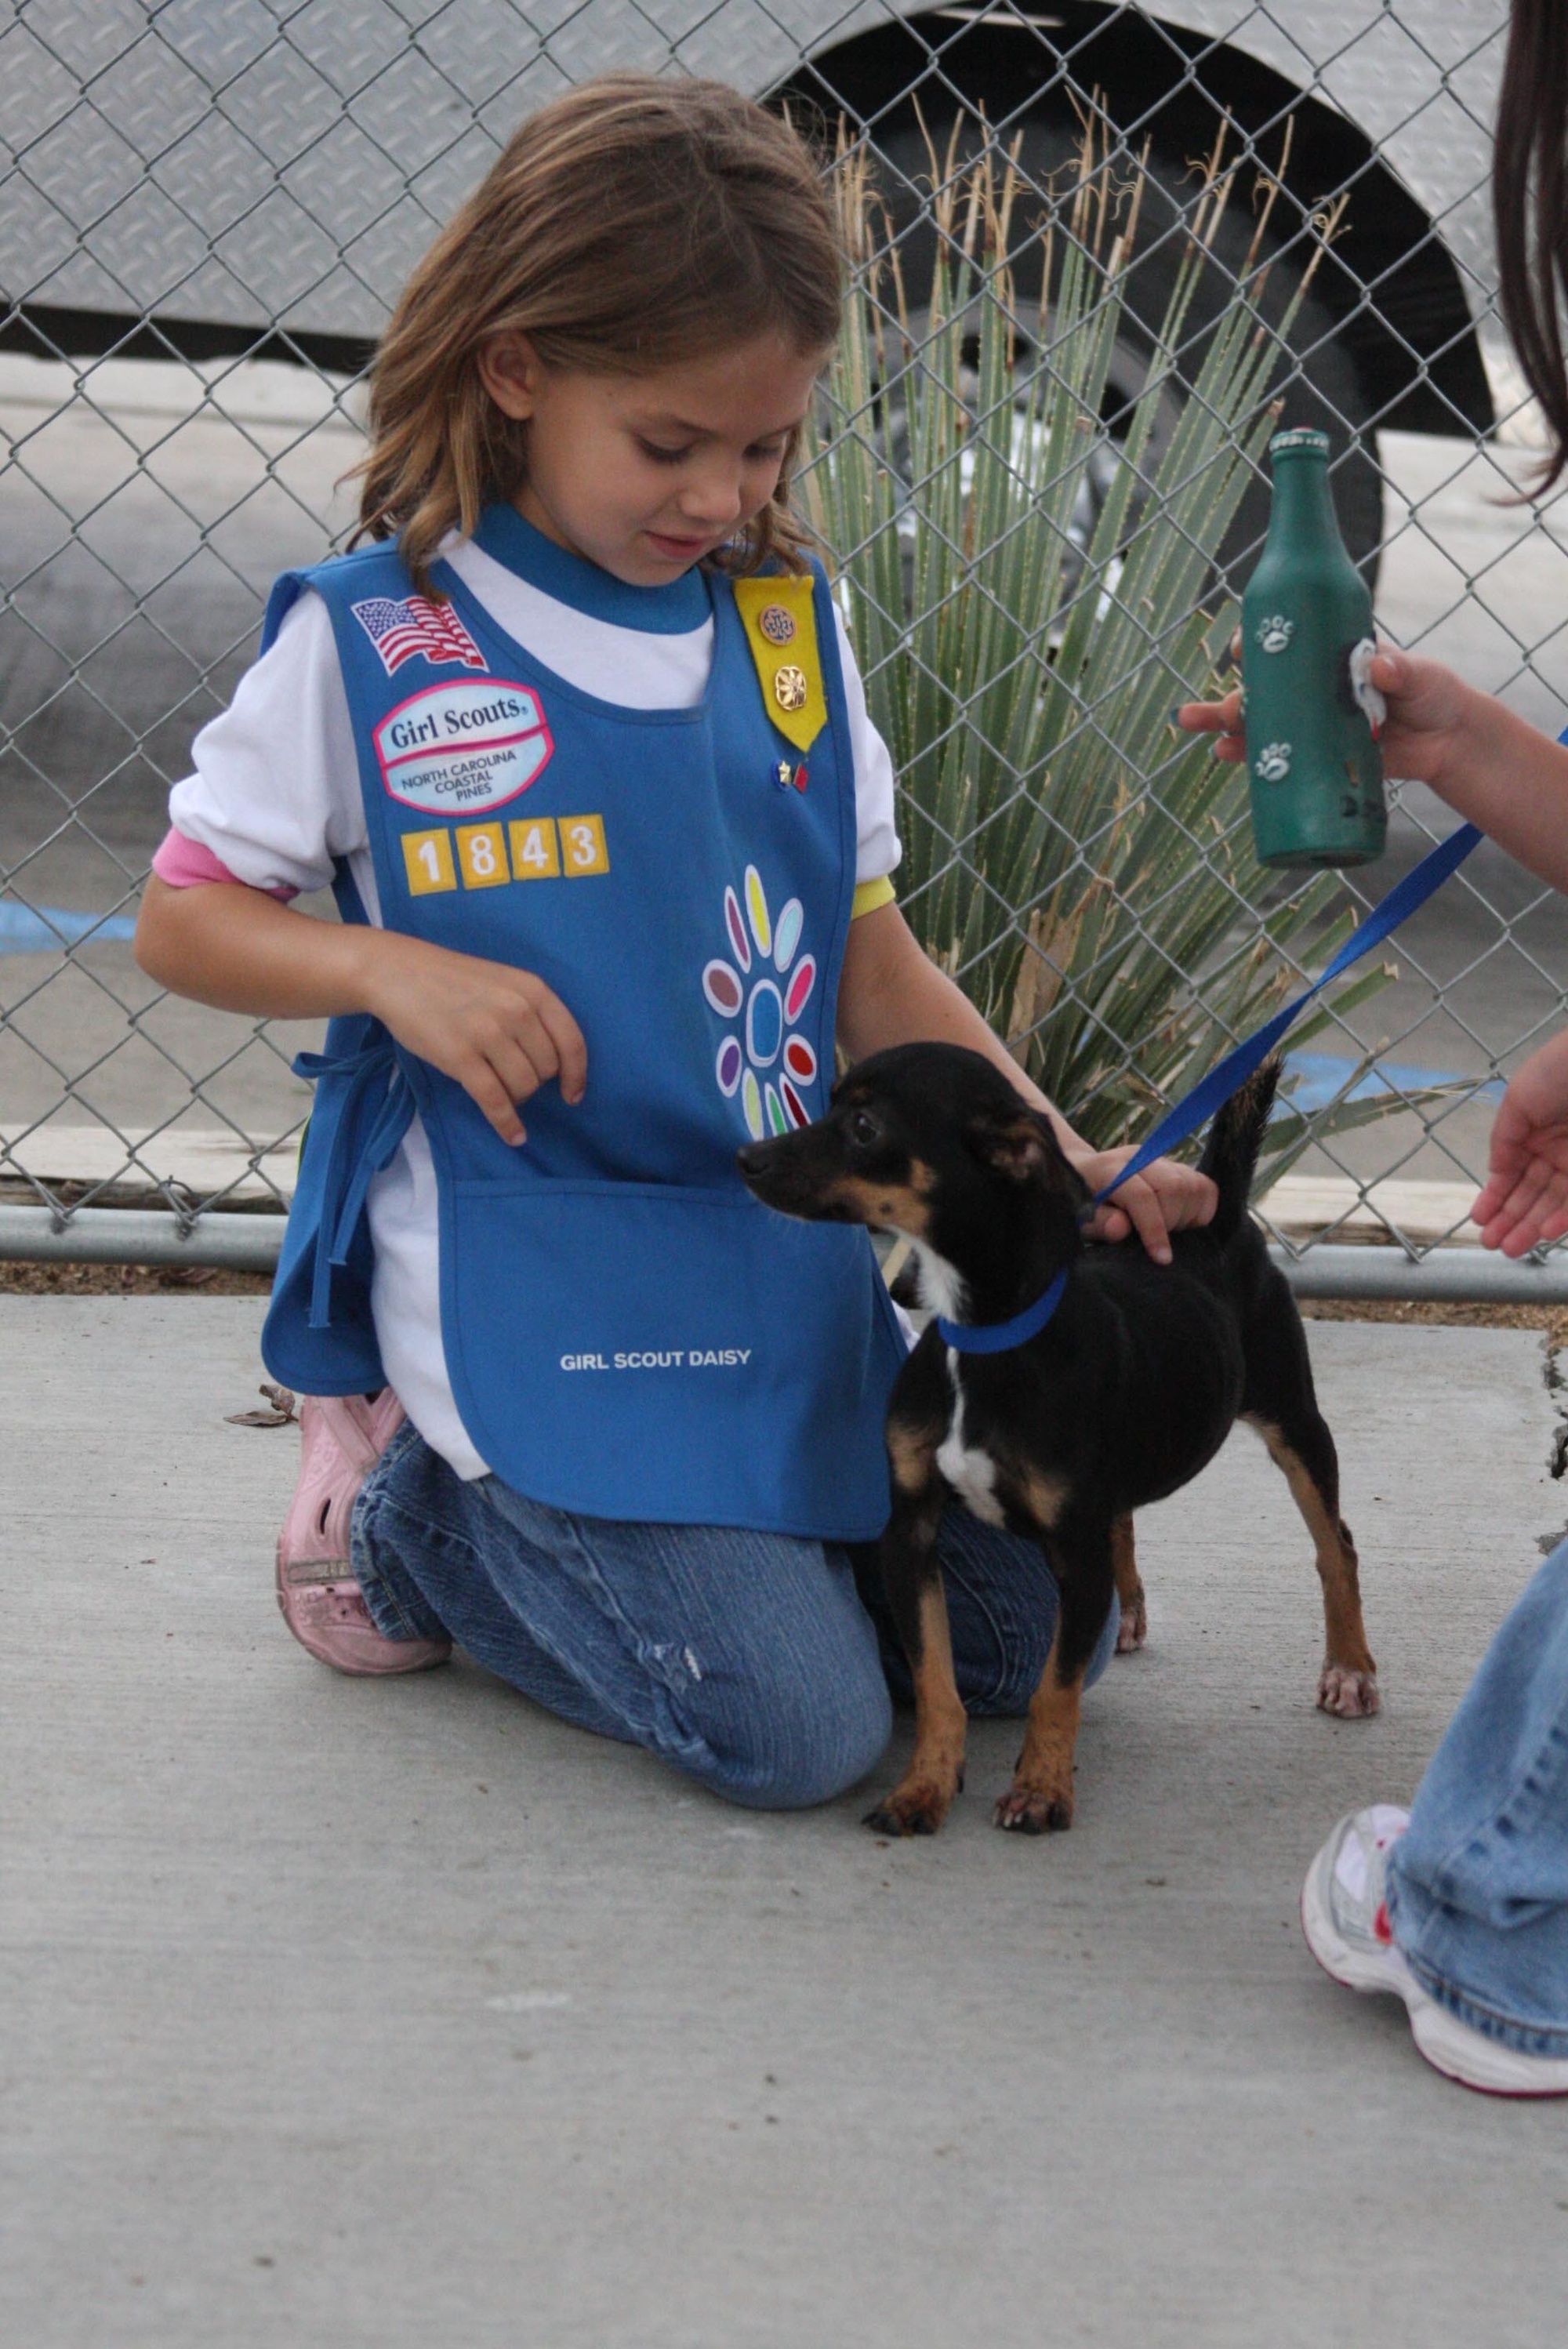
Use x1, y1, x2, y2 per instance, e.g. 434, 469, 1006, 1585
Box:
701, 865, 818, 1139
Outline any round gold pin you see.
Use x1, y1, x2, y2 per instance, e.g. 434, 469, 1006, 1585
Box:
757, 604, 797, 646
773, 664, 808, 713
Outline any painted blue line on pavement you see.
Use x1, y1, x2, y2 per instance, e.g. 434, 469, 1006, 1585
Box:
1283, 1050, 1503, 1114
0, 904, 139, 952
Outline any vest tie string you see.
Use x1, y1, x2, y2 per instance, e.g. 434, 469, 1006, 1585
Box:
292, 1029, 417, 1330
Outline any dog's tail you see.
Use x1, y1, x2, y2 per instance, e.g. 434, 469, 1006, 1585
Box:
1196, 1053, 1281, 1244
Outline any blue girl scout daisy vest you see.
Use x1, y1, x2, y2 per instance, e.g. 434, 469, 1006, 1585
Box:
260, 503, 907, 1540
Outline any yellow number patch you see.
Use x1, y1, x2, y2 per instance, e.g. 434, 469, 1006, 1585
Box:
456, 822, 510, 888
508, 817, 561, 880
401, 815, 608, 896
402, 829, 457, 895
560, 815, 609, 876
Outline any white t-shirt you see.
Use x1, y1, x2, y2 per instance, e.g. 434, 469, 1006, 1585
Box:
168, 533, 902, 1476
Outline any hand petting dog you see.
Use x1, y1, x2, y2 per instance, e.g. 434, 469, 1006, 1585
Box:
1065, 1142, 1216, 1264
837, 897, 1217, 1266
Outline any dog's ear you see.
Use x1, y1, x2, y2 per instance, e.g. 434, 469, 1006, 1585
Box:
967, 1106, 1090, 1200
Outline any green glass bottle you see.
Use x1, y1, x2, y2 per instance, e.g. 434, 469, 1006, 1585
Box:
1240, 427, 1386, 868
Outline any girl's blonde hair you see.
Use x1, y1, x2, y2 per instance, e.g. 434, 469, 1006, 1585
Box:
354, 76, 841, 592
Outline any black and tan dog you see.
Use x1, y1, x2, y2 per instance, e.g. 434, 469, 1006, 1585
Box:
738, 1042, 1377, 1840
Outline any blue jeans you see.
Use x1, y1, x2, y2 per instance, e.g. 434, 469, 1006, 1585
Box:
352, 1423, 1118, 1810
1387, 1538, 1568, 2057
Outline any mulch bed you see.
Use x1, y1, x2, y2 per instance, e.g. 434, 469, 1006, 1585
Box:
1298, 1294, 1568, 1353
0, 1261, 272, 1296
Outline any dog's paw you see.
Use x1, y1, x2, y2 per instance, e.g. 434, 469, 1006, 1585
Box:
864, 1781, 954, 1838
1318, 1663, 1380, 1719
993, 1783, 1073, 1835
1115, 1599, 1147, 1654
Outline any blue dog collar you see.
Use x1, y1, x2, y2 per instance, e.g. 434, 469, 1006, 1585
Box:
936, 1265, 1068, 1356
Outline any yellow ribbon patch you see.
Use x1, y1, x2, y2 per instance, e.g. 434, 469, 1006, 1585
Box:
733, 575, 826, 755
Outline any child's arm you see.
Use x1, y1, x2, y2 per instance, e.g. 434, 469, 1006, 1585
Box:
1180, 648, 1568, 1251
837, 899, 1216, 1263
1178, 648, 1568, 894
135, 875, 586, 1147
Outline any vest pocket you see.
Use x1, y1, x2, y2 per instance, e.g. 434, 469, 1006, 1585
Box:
441, 1178, 904, 1537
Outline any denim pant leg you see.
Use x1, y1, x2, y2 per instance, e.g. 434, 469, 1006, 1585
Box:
353, 1427, 892, 1811
353, 1423, 632, 1741
1386, 1539, 1568, 2057
864, 1501, 1120, 1715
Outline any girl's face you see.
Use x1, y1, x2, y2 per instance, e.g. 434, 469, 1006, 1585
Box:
477, 330, 825, 585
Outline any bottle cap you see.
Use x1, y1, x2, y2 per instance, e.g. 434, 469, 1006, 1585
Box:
1269, 427, 1330, 460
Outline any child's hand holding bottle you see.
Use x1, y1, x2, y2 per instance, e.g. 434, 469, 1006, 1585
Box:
1180, 641, 1568, 1257
1178, 643, 1474, 798
1181, 643, 1568, 894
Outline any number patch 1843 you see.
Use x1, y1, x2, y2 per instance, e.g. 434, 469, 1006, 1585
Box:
402, 814, 609, 897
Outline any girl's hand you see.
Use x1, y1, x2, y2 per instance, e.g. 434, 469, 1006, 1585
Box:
363, 931, 586, 1146
1175, 644, 1474, 793
1066, 1145, 1218, 1265
1472, 1029, 1568, 1257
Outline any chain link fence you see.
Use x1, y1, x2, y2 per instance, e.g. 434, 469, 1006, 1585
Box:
2, 0, 1564, 1294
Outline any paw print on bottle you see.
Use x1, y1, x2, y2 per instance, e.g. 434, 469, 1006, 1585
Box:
1254, 742, 1293, 783
1255, 615, 1294, 654
701, 866, 818, 1138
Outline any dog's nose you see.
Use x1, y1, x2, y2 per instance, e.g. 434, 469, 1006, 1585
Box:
736, 1141, 774, 1179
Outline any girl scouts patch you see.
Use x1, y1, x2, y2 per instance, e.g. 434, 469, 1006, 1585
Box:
375, 681, 553, 815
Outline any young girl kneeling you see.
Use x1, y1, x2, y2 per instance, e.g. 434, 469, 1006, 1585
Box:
136, 76, 1210, 1810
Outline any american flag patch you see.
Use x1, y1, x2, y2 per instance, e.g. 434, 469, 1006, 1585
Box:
350, 594, 487, 677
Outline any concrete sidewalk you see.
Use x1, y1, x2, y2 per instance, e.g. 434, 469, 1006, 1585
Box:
5, 1301, 1568, 2348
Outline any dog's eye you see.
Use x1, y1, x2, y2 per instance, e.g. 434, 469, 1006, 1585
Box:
848, 1109, 880, 1150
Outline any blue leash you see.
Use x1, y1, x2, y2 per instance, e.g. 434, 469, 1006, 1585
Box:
937, 822, 1484, 1354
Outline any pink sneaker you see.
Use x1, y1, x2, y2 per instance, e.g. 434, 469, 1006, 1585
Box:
275, 1392, 451, 1676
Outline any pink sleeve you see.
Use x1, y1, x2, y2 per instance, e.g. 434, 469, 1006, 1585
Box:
151, 827, 297, 901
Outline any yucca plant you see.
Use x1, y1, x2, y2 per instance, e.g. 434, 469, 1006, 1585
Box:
802, 122, 1447, 1177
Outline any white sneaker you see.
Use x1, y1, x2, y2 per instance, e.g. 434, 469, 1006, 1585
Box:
1301, 1807, 1568, 2098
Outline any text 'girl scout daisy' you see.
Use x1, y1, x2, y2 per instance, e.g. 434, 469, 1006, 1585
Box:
135, 75, 1214, 1812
